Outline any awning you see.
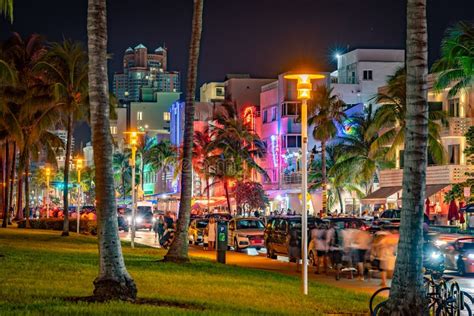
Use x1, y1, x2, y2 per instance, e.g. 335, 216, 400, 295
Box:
426, 184, 450, 198
361, 186, 402, 204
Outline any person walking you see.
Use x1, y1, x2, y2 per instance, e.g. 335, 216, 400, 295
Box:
289, 226, 301, 272
207, 217, 217, 250
327, 222, 343, 280
352, 227, 372, 281
312, 223, 329, 274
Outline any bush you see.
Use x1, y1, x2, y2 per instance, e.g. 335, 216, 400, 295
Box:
17, 218, 97, 235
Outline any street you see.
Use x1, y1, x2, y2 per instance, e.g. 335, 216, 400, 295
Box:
120, 229, 474, 296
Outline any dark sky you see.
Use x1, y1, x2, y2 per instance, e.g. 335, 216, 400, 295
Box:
1, 0, 473, 147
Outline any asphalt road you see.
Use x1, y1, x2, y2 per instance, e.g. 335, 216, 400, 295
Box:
120, 229, 474, 295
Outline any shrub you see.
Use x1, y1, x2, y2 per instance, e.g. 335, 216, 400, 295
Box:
17, 218, 97, 235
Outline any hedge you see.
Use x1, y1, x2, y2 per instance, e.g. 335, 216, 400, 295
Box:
17, 218, 97, 235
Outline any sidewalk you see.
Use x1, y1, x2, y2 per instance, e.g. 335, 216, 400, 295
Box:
121, 230, 388, 295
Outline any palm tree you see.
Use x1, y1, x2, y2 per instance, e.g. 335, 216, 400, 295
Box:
193, 129, 213, 211
146, 139, 176, 191
308, 85, 346, 214
0, 33, 62, 226
36, 40, 88, 236
372, 68, 447, 165
432, 21, 474, 97
383, 0, 429, 313
332, 104, 393, 195
0, 0, 13, 23
164, 0, 204, 263
112, 150, 131, 200
87, 0, 136, 300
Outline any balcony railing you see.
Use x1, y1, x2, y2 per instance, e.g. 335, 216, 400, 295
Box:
379, 164, 474, 187
440, 117, 473, 137
281, 172, 302, 187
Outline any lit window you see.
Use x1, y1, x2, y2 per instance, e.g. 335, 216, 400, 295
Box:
163, 112, 171, 121
137, 111, 143, 120
271, 107, 277, 121
110, 126, 117, 135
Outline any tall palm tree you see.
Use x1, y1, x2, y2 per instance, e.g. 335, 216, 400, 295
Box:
146, 139, 176, 191
332, 104, 392, 195
87, 0, 136, 300
383, 0, 428, 313
308, 85, 346, 214
164, 0, 204, 263
432, 21, 474, 97
112, 150, 130, 200
0, 33, 62, 226
193, 129, 213, 211
0, 0, 13, 23
36, 40, 88, 236
372, 68, 447, 164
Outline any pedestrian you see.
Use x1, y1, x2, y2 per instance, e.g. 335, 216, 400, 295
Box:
152, 215, 164, 245
207, 217, 216, 250
312, 223, 328, 274
327, 222, 343, 280
352, 227, 372, 281
289, 226, 301, 272
371, 230, 397, 287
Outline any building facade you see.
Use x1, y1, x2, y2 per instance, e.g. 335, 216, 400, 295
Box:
113, 44, 180, 103
331, 49, 405, 107
362, 76, 474, 220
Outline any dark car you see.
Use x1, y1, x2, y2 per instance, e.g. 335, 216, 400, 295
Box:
125, 208, 153, 230
205, 213, 232, 221
325, 217, 369, 230
264, 216, 323, 259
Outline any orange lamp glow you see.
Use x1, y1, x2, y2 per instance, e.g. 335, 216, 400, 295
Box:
284, 73, 326, 100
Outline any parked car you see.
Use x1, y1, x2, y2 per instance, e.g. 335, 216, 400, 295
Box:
442, 237, 474, 275
205, 213, 232, 221
228, 217, 265, 251
188, 218, 209, 245
264, 216, 323, 259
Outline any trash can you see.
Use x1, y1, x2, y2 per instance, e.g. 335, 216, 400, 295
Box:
216, 220, 228, 264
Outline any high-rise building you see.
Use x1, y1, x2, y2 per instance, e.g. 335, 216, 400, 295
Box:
53, 130, 75, 168
113, 44, 180, 102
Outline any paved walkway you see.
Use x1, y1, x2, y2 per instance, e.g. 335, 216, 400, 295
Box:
121, 230, 388, 295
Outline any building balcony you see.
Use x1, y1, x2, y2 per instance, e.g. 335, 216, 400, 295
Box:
440, 117, 473, 138
280, 172, 302, 189
379, 164, 474, 188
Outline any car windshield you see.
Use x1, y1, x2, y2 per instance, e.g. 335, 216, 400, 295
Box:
458, 240, 474, 250
196, 221, 208, 229
236, 220, 264, 229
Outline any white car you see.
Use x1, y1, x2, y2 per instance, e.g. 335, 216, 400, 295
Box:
228, 217, 265, 251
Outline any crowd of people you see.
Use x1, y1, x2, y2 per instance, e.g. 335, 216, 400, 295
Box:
290, 222, 398, 287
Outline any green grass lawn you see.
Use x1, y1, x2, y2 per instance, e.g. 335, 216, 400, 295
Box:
0, 228, 372, 315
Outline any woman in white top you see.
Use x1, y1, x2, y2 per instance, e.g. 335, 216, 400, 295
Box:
207, 217, 217, 250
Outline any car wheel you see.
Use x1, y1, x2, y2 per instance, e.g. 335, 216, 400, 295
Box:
309, 250, 316, 266
458, 260, 466, 276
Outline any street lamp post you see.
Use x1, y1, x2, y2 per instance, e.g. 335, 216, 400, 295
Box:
76, 158, 83, 234
45, 167, 51, 219
125, 131, 142, 248
284, 73, 325, 295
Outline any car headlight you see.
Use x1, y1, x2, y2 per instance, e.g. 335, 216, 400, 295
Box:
431, 251, 441, 259
127, 216, 132, 222
434, 240, 447, 247
467, 254, 474, 260
136, 217, 143, 224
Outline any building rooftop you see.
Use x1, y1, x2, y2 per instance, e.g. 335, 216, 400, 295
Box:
134, 44, 147, 50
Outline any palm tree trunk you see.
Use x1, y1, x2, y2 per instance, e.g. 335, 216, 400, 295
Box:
9, 142, 16, 220
88, 0, 136, 300
224, 180, 231, 214
2, 141, 8, 228
164, 0, 204, 263
24, 149, 30, 228
62, 112, 73, 236
0, 144, 4, 226
336, 188, 344, 214
321, 140, 327, 214
15, 162, 23, 221
383, 0, 428, 313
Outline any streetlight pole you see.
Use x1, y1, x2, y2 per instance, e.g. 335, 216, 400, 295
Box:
285, 73, 325, 295
76, 158, 83, 234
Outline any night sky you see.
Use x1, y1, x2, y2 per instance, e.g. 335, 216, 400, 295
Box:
1, 0, 473, 147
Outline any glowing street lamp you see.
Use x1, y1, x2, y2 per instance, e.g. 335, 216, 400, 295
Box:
124, 130, 144, 248
75, 158, 83, 234
284, 73, 325, 295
